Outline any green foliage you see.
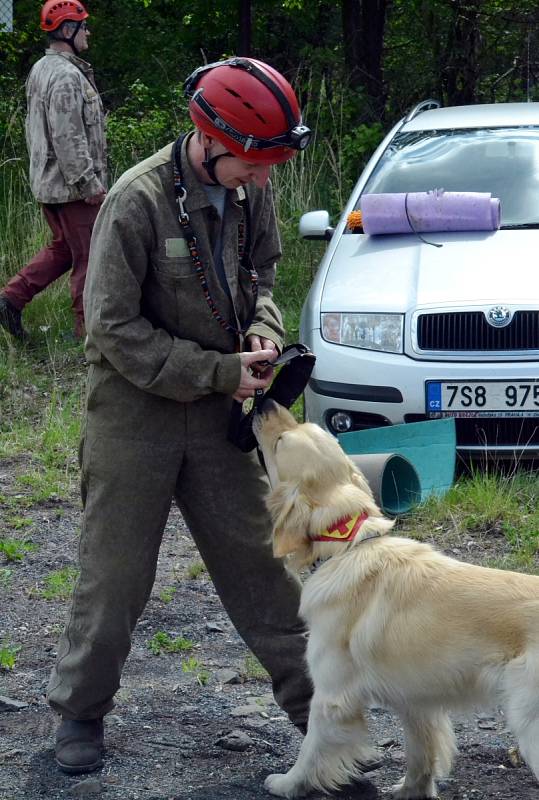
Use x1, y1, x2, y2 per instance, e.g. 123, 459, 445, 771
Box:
3, 0, 539, 139
340, 123, 384, 193
275, 228, 324, 342
0, 537, 37, 562
181, 656, 210, 686
397, 469, 539, 570
159, 585, 177, 603
148, 631, 194, 655
6, 515, 32, 530
0, 568, 13, 588
384, 0, 539, 114
106, 79, 190, 180
0, 345, 83, 508
0, 640, 21, 671
40, 389, 82, 470
244, 653, 270, 681
39, 567, 79, 600
15, 469, 68, 504
186, 561, 206, 579
483, 553, 538, 573
0, 101, 44, 288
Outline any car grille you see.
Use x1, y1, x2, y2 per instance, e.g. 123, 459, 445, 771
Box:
405, 414, 539, 449
417, 310, 539, 351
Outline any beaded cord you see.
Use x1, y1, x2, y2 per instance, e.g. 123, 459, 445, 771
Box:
173, 138, 258, 337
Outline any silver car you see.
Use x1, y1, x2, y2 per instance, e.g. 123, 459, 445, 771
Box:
300, 101, 539, 460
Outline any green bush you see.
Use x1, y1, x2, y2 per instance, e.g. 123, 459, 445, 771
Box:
106, 79, 190, 179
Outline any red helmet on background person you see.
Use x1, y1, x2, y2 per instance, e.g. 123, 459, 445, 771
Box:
40, 0, 88, 32
184, 58, 311, 165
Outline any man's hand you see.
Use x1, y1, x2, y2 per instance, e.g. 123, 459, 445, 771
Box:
246, 334, 279, 376
84, 191, 107, 206
233, 348, 276, 403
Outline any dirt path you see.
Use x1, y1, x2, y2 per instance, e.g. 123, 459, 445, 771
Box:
1, 457, 538, 800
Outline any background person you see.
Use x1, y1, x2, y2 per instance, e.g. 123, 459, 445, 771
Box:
0, 0, 106, 340
47, 57, 313, 775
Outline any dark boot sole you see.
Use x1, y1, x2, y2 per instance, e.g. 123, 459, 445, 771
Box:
55, 755, 103, 774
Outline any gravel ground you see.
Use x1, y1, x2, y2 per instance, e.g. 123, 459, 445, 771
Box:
1, 455, 538, 800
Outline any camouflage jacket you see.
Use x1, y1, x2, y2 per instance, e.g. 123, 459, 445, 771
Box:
83, 138, 284, 402
25, 49, 107, 204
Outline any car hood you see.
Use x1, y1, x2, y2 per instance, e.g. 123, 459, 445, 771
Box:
321, 229, 539, 312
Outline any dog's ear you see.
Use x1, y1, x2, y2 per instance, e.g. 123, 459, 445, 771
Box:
349, 464, 375, 500
268, 485, 312, 558
274, 528, 304, 558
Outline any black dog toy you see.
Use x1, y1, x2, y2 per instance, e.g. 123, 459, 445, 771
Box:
228, 343, 316, 453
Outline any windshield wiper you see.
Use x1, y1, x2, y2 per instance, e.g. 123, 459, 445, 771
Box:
500, 223, 539, 229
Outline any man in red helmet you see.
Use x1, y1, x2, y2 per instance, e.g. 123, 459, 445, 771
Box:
0, 0, 106, 340
46, 57, 315, 775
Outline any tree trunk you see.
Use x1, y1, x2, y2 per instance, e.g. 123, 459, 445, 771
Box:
341, 0, 388, 120
443, 0, 481, 105
238, 0, 251, 56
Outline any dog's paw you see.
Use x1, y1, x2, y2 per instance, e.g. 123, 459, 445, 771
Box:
357, 749, 385, 773
390, 778, 438, 799
264, 773, 307, 798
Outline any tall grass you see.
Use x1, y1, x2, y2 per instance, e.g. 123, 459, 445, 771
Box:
0, 101, 84, 495
398, 468, 539, 571
272, 76, 357, 224
0, 99, 47, 287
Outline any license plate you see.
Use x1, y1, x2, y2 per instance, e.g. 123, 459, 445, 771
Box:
426, 380, 539, 417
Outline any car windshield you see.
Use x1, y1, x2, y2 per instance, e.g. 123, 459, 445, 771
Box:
360, 127, 539, 227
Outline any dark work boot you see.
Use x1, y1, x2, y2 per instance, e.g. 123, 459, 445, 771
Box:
55, 717, 104, 774
0, 295, 26, 339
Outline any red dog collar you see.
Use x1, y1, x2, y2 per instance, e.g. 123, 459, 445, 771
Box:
312, 512, 369, 543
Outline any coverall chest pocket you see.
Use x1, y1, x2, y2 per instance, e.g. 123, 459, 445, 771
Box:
83, 90, 100, 125
147, 254, 202, 336
153, 255, 197, 282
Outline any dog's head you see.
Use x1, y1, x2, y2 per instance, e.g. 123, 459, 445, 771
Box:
253, 400, 393, 566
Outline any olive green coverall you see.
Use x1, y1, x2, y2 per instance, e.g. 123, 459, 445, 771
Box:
47, 136, 311, 727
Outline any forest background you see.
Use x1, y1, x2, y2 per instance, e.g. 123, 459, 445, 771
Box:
3, 0, 539, 235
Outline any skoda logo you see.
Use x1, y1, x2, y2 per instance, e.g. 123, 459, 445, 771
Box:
486, 306, 511, 328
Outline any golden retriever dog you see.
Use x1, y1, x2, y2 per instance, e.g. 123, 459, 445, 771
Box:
252, 399, 539, 799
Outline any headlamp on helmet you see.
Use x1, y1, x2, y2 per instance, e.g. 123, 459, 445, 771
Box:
184, 57, 312, 164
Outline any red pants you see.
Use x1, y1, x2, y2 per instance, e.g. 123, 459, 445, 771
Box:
3, 200, 99, 335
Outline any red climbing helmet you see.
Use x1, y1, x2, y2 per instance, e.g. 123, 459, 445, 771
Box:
184, 57, 311, 165
40, 0, 88, 32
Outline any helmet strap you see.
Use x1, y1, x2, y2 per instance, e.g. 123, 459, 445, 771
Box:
202, 149, 234, 186
53, 20, 82, 55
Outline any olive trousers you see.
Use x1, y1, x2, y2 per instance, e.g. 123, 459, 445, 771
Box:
47, 365, 311, 727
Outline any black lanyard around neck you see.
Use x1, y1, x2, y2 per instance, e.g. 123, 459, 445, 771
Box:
172, 135, 258, 338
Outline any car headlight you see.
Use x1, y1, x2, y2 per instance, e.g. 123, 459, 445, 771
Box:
321, 312, 404, 353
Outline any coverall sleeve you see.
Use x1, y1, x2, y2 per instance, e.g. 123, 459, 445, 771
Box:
245, 181, 285, 349
48, 73, 105, 199
84, 190, 241, 402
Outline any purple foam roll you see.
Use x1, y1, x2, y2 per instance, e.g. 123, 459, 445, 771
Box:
360, 191, 501, 235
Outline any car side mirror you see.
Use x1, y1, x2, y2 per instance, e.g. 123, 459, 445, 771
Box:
299, 210, 334, 241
